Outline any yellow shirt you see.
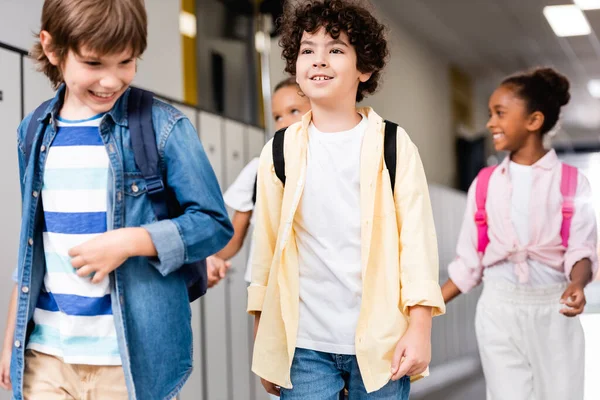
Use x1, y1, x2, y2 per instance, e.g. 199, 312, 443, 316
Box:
247, 108, 446, 393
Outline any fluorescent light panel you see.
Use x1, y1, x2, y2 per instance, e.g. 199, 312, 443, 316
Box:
574, 0, 600, 10
543, 5, 591, 37
179, 11, 197, 38
588, 80, 600, 98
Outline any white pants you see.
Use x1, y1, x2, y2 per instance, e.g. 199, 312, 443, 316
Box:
475, 280, 585, 400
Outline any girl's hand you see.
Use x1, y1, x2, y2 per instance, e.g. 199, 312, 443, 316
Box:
0, 347, 11, 390
560, 283, 586, 317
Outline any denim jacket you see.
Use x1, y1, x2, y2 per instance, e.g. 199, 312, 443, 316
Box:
9, 86, 233, 400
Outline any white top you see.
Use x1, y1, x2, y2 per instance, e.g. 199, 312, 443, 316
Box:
294, 114, 367, 355
484, 161, 566, 285
223, 157, 259, 282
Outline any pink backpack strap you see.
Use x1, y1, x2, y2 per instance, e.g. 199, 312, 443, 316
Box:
474, 166, 497, 253
560, 163, 578, 247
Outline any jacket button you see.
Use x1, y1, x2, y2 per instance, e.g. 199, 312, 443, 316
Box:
32, 191, 38, 198
21, 286, 29, 294
40, 145, 46, 152
117, 192, 122, 201
28, 238, 33, 246
14, 340, 21, 348
108, 144, 115, 153
131, 184, 139, 193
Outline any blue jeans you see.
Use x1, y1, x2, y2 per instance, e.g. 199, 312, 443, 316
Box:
280, 348, 410, 400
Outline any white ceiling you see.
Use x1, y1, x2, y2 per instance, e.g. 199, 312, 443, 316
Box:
375, 0, 600, 145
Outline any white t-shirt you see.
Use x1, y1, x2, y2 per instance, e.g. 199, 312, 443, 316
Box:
223, 158, 259, 283
484, 161, 566, 285
294, 115, 367, 355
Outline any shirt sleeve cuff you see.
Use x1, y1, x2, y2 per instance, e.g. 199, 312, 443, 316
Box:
142, 220, 186, 276
247, 285, 267, 315
401, 280, 446, 317
447, 259, 482, 294
564, 247, 598, 281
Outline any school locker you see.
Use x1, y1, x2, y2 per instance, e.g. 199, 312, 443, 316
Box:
23, 57, 54, 116
178, 93, 205, 400
248, 126, 266, 161
196, 112, 230, 400
199, 112, 224, 189
222, 120, 254, 399
0, 48, 23, 400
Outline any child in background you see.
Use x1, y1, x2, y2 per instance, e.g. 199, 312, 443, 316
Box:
441, 67, 597, 400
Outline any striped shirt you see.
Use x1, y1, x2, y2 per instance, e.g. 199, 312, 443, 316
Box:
26, 113, 121, 366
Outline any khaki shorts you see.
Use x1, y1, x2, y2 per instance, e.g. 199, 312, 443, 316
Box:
23, 350, 128, 400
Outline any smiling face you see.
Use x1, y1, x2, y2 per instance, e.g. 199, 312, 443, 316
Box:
487, 84, 537, 153
295, 28, 371, 107
41, 31, 137, 119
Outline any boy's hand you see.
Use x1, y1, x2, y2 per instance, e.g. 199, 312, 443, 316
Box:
261, 378, 281, 397
391, 306, 432, 380
0, 347, 11, 390
560, 282, 586, 317
69, 229, 135, 284
207, 256, 231, 288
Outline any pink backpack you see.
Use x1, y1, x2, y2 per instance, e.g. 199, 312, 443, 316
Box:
474, 163, 578, 253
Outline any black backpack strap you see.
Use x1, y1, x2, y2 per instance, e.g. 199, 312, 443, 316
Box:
127, 87, 169, 220
127, 87, 208, 302
272, 127, 287, 186
25, 99, 53, 168
383, 120, 398, 193
252, 174, 258, 205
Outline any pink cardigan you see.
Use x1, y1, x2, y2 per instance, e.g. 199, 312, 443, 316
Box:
448, 150, 598, 293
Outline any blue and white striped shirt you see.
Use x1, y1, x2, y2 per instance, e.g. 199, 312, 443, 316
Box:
26, 113, 121, 365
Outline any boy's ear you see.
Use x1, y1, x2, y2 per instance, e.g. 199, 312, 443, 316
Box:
39, 30, 60, 66
359, 71, 372, 83
526, 111, 544, 132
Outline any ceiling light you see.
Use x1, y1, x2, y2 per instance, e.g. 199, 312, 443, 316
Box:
588, 80, 600, 98
543, 5, 591, 37
574, 0, 600, 10
179, 11, 196, 38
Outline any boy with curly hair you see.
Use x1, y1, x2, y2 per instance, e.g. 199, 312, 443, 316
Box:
248, 0, 445, 398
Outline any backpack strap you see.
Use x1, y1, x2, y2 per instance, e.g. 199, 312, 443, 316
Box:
127, 87, 169, 220
127, 87, 208, 302
474, 166, 497, 253
272, 127, 287, 185
24, 99, 53, 169
560, 163, 578, 248
383, 120, 398, 193
271, 122, 398, 193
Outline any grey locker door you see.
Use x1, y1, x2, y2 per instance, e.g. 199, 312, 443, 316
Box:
247, 126, 265, 162
223, 120, 253, 399
198, 112, 230, 400
0, 48, 23, 400
23, 57, 54, 116
177, 105, 204, 400
199, 112, 224, 189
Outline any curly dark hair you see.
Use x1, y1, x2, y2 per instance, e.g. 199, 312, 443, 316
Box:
278, 0, 388, 102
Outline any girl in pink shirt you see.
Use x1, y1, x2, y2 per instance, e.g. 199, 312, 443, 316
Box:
441, 68, 597, 400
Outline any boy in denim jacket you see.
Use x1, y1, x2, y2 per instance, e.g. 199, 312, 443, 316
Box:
0, 0, 232, 399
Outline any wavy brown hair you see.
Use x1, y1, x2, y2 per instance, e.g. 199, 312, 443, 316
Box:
31, 0, 148, 90
278, 0, 388, 102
